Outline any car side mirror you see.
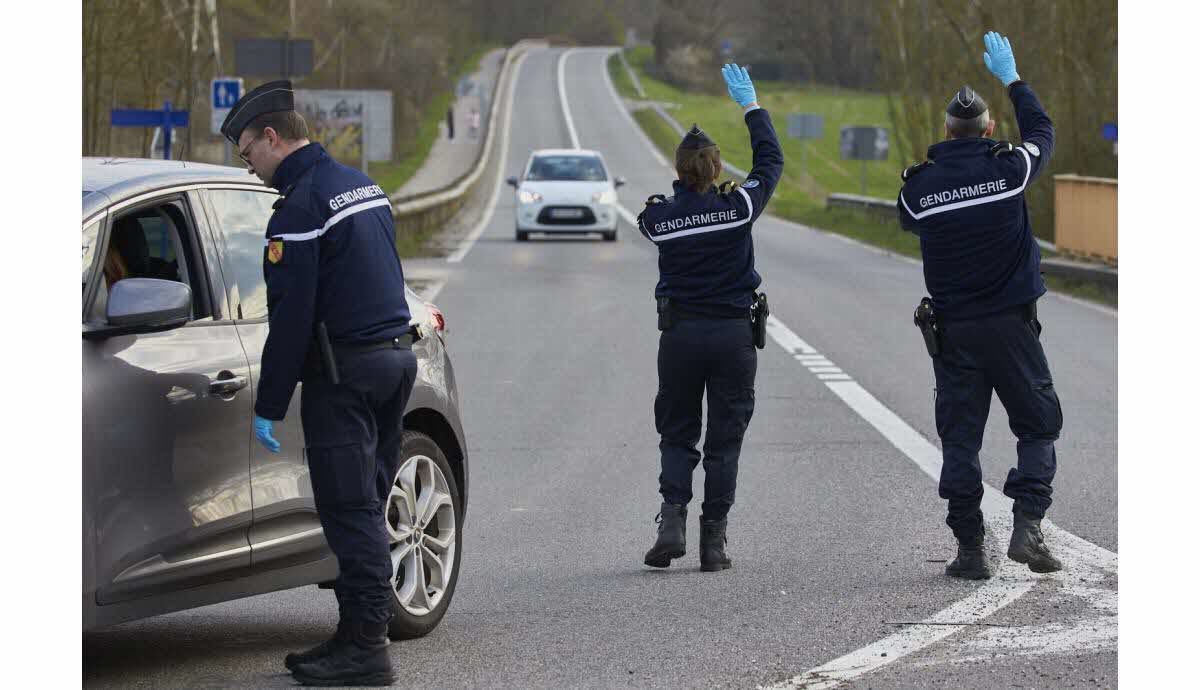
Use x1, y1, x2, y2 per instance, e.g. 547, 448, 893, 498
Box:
106, 278, 192, 330
506, 176, 519, 188
614, 176, 626, 188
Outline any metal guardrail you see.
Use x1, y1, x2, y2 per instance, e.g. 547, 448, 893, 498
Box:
388, 40, 545, 237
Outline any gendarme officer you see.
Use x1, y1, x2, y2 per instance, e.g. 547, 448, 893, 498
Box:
637, 64, 783, 572
898, 32, 1064, 580
221, 80, 415, 686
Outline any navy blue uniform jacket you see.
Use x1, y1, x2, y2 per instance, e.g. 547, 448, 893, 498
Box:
897, 82, 1055, 321
637, 108, 784, 311
256, 143, 412, 420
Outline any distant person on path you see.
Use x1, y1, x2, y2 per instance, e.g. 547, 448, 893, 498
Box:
897, 31, 1064, 580
469, 108, 481, 139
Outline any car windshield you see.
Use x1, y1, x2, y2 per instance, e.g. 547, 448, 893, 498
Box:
526, 155, 606, 182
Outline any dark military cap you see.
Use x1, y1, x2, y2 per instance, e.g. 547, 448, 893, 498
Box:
220, 80, 295, 144
679, 123, 717, 150
946, 85, 988, 119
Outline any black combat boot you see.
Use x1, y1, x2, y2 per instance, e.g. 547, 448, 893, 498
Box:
284, 619, 349, 671
644, 502, 687, 567
1008, 509, 1063, 573
290, 619, 396, 687
945, 530, 991, 580
699, 518, 732, 572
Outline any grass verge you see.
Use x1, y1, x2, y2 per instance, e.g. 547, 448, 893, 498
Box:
610, 50, 1115, 309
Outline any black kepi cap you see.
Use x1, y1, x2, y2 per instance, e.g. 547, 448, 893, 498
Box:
679, 123, 717, 150
220, 80, 295, 144
946, 85, 988, 119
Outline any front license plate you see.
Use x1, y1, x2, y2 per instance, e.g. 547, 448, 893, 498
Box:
549, 208, 584, 219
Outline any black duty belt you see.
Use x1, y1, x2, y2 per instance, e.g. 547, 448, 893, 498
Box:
333, 333, 415, 355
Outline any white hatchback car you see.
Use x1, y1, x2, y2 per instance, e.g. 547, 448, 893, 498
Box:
506, 149, 625, 241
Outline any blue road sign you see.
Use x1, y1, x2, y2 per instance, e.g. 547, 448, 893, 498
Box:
211, 77, 244, 135
212, 78, 242, 109
1102, 122, 1117, 141
110, 101, 189, 160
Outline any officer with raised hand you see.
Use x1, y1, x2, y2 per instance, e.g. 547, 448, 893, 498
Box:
221, 81, 416, 686
637, 63, 783, 572
898, 31, 1063, 580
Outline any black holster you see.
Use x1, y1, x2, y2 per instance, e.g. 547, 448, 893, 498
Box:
1023, 300, 1042, 337
316, 321, 341, 384
913, 297, 940, 357
657, 297, 674, 331
750, 292, 769, 349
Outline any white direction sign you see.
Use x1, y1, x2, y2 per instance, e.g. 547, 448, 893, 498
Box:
211, 78, 244, 136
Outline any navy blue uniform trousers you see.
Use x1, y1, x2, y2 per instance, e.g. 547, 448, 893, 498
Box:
300, 346, 418, 624
655, 318, 757, 522
932, 308, 1062, 542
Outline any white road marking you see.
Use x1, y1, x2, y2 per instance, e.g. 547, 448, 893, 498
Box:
760, 316, 1117, 689
556, 48, 582, 149
446, 50, 529, 264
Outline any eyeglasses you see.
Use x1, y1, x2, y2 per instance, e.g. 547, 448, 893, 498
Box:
238, 133, 265, 165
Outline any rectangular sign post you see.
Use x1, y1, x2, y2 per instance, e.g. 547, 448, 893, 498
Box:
211, 78, 244, 164
1103, 122, 1118, 156
839, 126, 889, 195
787, 113, 824, 180
110, 101, 190, 160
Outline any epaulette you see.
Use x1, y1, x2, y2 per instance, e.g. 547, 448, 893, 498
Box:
271, 183, 296, 210
718, 180, 739, 194
989, 141, 1015, 157
900, 160, 933, 182
644, 193, 668, 206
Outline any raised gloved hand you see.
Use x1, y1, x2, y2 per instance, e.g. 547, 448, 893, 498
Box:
254, 415, 281, 453
722, 63, 757, 108
982, 30, 1020, 86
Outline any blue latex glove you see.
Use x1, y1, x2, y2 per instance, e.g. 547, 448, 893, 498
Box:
982, 31, 1020, 86
722, 63, 757, 108
254, 415, 281, 453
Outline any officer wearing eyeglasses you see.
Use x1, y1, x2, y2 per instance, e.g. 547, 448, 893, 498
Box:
221, 80, 414, 686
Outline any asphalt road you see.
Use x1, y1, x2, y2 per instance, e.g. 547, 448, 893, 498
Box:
82, 46, 1118, 689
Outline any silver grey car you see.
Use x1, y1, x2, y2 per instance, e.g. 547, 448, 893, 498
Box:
82, 158, 468, 640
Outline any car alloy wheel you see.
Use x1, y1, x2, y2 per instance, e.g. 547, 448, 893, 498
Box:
386, 446, 458, 617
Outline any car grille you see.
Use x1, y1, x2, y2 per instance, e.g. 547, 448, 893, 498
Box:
537, 206, 597, 225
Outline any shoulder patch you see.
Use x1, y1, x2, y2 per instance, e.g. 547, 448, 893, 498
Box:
901, 160, 933, 182
1023, 142, 1041, 157
644, 193, 668, 206
267, 239, 284, 264
742, 178, 760, 189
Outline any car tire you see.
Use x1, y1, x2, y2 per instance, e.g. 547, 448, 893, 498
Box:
602, 230, 617, 242
386, 429, 463, 640
516, 229, 529, 241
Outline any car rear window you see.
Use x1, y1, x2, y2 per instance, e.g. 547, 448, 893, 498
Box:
526, 155, 606, 182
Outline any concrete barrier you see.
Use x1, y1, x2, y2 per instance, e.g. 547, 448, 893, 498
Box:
389, 40, 545, 239
1054, 174, 1117, 265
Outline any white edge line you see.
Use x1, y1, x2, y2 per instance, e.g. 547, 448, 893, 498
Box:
556, 48, 581, 149
760, 316, 1116, 689
597, 48, 670, 169
446, 50, 529, 264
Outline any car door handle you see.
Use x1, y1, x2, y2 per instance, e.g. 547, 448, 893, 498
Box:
209, 372, 249, 396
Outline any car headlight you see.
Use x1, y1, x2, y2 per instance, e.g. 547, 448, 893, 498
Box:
591, 190, 615, 204
518, 190, 543, 204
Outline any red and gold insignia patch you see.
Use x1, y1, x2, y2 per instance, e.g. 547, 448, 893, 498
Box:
267, 240, 284, 264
